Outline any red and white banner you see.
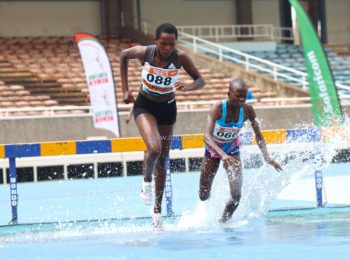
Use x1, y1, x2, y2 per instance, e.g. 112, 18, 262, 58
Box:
75, 33, 120, 137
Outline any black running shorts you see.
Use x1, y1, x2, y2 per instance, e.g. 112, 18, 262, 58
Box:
133, 94, 177, 125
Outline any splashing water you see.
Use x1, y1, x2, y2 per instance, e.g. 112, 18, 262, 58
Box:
2, 124, 350, 240
178, 124, 350, 230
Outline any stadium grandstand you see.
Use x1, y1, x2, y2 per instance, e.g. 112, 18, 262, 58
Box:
0, 0, 350, 183
2, 3, 350, 258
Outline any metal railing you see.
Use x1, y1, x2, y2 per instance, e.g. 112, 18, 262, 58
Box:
177, 24, 294, 42
121, 16, 293, 43
178, 32, 350, 93
119, 15, 350, 92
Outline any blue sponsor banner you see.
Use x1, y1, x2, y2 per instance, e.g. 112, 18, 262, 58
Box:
76, 140, 111, 154
286, 128, 321, 143
5, 144, 41, 158
171, 136, 182, 150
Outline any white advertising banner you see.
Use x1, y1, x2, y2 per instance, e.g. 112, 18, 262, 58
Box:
75, 33, 120, 137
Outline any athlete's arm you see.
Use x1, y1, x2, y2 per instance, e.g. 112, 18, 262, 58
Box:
247, 105, 283, 171
175, 51, 205, 92
120, 45, 147, 104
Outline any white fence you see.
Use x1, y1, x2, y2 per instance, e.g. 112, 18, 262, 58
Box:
119, 17, 350, 93
178, 32, 350, 93
177, 24, 294, 42
121, 16, 294, 43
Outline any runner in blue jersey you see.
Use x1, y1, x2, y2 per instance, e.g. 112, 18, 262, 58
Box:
120, 23, 205, 232
199, 79, 282, 223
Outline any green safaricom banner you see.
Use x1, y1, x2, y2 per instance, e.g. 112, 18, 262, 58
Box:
289, 0, 343, 127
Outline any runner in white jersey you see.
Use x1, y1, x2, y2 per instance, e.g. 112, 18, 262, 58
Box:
199, 79, 282, 223
120, 23, 205, 232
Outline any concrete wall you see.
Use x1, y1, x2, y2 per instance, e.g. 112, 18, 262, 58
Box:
0, 0, 349, 44
2, 104, 350, 144
140, 0, 236, 26
252, 0, 280, 26
139, 0, 280, 28
326, 0, 350, 44
0, 1, 101, 36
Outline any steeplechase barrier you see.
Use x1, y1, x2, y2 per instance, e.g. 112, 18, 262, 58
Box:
1, 127, 348, 224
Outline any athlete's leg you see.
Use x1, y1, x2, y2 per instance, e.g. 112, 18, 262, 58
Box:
199, 156, 220, 201
153, 124, 173, 214
135, 113, 161, 182
220, 154, 242, 222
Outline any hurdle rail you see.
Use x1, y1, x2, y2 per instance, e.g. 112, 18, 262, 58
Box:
1, 127, 348, 224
